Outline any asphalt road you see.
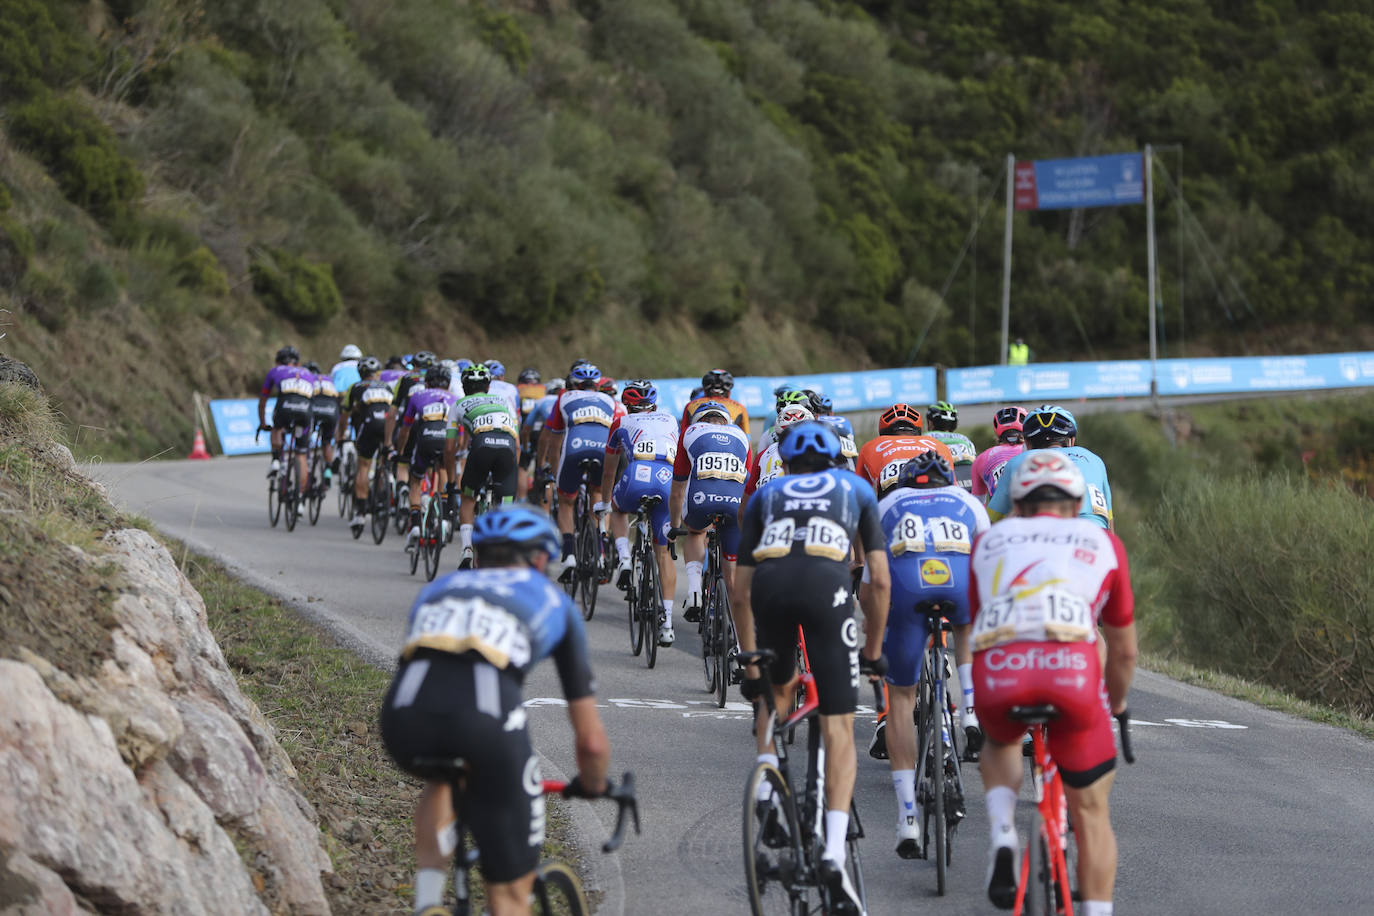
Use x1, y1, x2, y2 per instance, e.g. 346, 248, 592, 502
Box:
98, 457, 1374, 915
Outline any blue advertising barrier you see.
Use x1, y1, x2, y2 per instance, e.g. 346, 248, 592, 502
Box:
1015, 153, 1145, 211
946, 352, 1374, 405
209, 398, 274, 456
649, 367, 937, 417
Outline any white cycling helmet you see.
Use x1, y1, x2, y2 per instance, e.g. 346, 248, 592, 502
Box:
776, 404, 814, 429
340, 343, 362, 360
1007, 451, 1085, 504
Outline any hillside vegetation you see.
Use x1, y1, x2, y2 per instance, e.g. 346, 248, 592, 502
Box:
3, 0, 1373, 455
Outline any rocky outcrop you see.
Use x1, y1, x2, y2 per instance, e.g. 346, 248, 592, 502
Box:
0, 529, 332, 915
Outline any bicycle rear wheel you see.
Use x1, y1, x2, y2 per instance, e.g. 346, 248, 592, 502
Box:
422, 497, 444, 581
743, 762, 803, 916
845, 801, 868, 914
369, 470, 389, 544
643, 543, 664, 670
627, 558, 645, 657
267, 470, 281, 527
393, 481, 409, 535
576, 506, 599, 620
931, 674, 948, 896
337, 453, 354, 517
283, 456, 301, 531
533, 860, 588, 916
308, 451, 324, 525
701, 596, 719, 694
1023, 822, 1056, 916
713, 578, 732, 708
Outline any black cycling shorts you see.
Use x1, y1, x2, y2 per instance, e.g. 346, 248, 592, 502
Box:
751, 559, 860, 716
272, 398, 313, 448
380, 651, 543, 884
462, 433, 519, 499
408, 431, 447, 477
355, 421, 387, 460
311, 401, 339, 443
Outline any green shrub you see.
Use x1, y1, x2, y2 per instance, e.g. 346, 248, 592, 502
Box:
76, 261, 121, 311
8, 92, 145, 227
250, 248, 343, 330
473, 7, 532, 74
0, 0, 90, 101
175, 246, 230, 296
0, 184, 11, 212
20, 268, 74, 332
1142, 472, 1374, 717
0, 217, 35, 286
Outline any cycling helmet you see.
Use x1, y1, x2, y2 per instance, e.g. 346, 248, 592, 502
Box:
898, 449, 955, 489
776, 390, 810, 410
1007, 451, 1085, 503
385, 355, 406, 369
305, 360, 321, 374
621, 380, 657, 411
927, 401, 958, 432
692, 401, 732, 423
460, 363, 492, 389
439, 358, 457, 371
402, 352, 415, 368
598, 376, 618, 396
878, 403, 923, 435
702, 368, 734, 394
778, 421, 842, 466
412, 350, 437, 371
689, 386, 706, 401
276, 345, 300, 364
545, 378, 566, 394
340, 344, 362, 360
569, 358, 591, 372
455, 358, 474, 371
773, 382, 799, 398
425, 365, 451, 388
993, 406, 1028, 442
518, 367, 541, 384
472, 506, 561, 560
569, 363, 602, 388
809, 392, 833, 415
1022, 406, 1077, 446
775, 404, 814, 430
484, 359, 506, 379
358, 356, 381, 377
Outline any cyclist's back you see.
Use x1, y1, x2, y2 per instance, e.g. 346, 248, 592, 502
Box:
546, 386, 618, 492
990, 443, 1111, 528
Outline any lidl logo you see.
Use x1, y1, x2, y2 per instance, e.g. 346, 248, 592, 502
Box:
920, 558, 951, 586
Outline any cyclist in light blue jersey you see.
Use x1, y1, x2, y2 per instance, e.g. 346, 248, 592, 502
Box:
866, 449, 990, 857
986, 406, 1113, 530
810, 392, 859, 471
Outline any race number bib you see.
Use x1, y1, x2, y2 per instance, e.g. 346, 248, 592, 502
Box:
571, 406, 611, 427
972, 589, 1095, 651
406, 595, 532, 668
752, 518, 795, 561
928, 517, 971, 554
838, 436, 858, 459
420, 402, 449, 421
472, 411, 517, 435
1087, 485, 1109, 519
751, 517, 850, 562
889, 512, 926, 555
633, 438, 674, 462
696, 452, 747, 483
878, 459, 906, 490
280, 376, 314, 397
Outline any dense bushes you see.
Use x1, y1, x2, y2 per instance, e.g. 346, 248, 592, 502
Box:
250, 248, 342, 330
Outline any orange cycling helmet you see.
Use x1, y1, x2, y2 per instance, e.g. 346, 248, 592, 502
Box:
878, 403, 923, 435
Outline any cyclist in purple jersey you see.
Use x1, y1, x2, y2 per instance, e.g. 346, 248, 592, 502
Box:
257, 345, 314, 489
397, 365, 457, 550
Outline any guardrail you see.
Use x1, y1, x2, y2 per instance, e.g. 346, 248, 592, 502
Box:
208, 352, 1374, 457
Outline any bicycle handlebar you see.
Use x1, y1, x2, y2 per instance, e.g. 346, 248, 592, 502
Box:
542, 773, 641, 853
1115, 711, 1135, 764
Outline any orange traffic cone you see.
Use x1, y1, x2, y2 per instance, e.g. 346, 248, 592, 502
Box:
188, 428, 212, 460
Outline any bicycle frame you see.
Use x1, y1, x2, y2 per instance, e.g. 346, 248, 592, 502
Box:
1014, 722, 1072, 916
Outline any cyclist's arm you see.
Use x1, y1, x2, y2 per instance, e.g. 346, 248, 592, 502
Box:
1099, 533, 1136, 713
856, 492, 890, 657
538, 427, 562, 471
669, 434, 691, 528
257, 392, 269, 428
733, 498, 764, 655
551, 605, 608, 793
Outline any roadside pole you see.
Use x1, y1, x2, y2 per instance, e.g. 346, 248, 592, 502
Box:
1146, 144, 1159, 410
1000, 152, 1014, 365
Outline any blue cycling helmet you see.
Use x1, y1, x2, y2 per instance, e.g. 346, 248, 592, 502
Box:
1023, 406, 1078, 446
689, 386, 706, 401
898, 449, 954, 489
773, 382, 799, 398
455, 358, 474, 371
484, 359, 506, 379
778, 421, 842, 465
809, 391, 833, 415
569, 363, 602, 387
692, 400, 732, 422
472, 507, 560, 560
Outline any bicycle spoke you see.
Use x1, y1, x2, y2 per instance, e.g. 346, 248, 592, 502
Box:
743, 763, 801, 916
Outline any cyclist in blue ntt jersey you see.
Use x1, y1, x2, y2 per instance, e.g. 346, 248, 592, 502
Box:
380, 508, 610, 916
986, 406, 1113, 530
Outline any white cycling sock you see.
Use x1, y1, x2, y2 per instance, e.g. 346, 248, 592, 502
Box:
892, 768, 916, 822
755, 753, 779, 801
414, 868, 446, 909
1082, 902, 1113, 916
958, 662, 974, 704
615, 536, 630, 561
663, 599, 674, 628
460, 524, 474, 551
824, 809, 849, 865
686, 562, 703, 595
985, 786, 1018, 849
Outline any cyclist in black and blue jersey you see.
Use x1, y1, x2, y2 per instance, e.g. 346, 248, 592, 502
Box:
380, 508, 610, 916
736, 421, 890, 915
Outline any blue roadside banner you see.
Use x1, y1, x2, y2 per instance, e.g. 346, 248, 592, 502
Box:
649, 367, 937, 417
209, 398, 274, 456
1014, 152, 1145, 211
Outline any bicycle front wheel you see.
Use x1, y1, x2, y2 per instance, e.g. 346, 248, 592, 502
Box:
283, 457, 301, 531
307, 451, 324, 525
369, 471, 389, 544
422, 498, 444, 581
533, 860, 588, 916
713, 577, 732, 708
576, 507, 599, 620
643, 543, 664, 670
845, 801, 868, 914
627, 546, 645, 657
931, 680, 948, 896
743, 762, 803, 916
267, 470, 281, 527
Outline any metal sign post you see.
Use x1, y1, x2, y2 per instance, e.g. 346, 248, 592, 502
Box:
1000, 153, 1014, 365
1145, 144, 1159, 408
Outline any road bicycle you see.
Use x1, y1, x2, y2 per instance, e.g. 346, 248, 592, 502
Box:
672, 513, 737, 707
911, 599, 967, 895
739, 647, 884, 916
1009, 705, 1135, 916
259, 425, 304, 532
336, 438, 357, 518
406, 468, 446, 581
563, 458, 606, 620
305, 428, 328, 526
625, 495, 667, 667
368, 456, 393, 545
412, 756, 640, 916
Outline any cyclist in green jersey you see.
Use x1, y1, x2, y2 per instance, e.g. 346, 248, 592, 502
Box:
445, 363, 523, 568
925, 402, 978, 491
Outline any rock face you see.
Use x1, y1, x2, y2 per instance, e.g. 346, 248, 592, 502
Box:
0, 529, 333, 914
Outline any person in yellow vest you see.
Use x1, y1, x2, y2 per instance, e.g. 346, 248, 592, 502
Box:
1008, 338, 1030, 365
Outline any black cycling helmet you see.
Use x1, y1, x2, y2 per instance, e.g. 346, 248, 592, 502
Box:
305, 360, 321, 374
425, 365, 451, 388
1023, 406, 1077, 447
898, 450, 955, 489
702, 368, 734, 395
412, 350, 437, 371
460, 362, 492, 394
518, 367, 541, 384
276, 345, 300, 364
927, 401, 958, 432
805, 389, 831, 416
358, 356, 381, 377
385, 355, 406, 369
